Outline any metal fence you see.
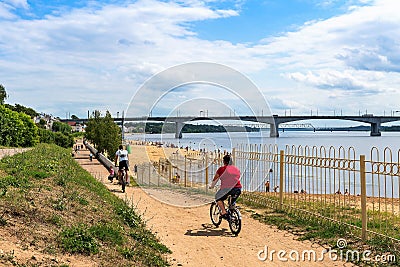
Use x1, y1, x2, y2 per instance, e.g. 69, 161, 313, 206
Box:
236, 144, 400, 243
136, 150, 226, 193
136, 143, 400, 242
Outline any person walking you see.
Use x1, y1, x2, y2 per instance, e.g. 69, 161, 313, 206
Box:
265, 180, 270, 192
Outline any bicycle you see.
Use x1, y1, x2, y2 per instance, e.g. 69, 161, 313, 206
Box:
117, 168, 127, 193
209, 194, 242, 236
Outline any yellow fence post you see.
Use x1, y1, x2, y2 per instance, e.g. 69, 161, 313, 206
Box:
168, 162, 172, 184
148, 163, 151, 185
184, 155, 187, 187
205, 153, 209, 192
360, 154, 367, 241
279, 150, 284, 210
158, 158, 161, 176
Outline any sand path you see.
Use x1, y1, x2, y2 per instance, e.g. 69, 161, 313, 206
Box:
76, 142, 352, 267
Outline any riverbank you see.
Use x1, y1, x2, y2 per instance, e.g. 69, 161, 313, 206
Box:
0, 144, 170, 266
78, 140, 351, 267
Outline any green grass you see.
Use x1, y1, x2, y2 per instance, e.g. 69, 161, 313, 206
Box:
59, 224, 100, 255
0, 143, 171, 266
240, 192, 400, 266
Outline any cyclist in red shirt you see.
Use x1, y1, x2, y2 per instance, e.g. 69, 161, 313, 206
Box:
209, 154, 242, 218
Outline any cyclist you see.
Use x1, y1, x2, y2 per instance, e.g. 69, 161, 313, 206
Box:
209, 154, 242, 219
114, 145, 129, 187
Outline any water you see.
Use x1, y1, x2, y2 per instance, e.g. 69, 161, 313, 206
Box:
127, 130, 400, 197
127, 130, 400, 157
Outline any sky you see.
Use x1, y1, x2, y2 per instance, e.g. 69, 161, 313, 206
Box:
1, 0, 400, 126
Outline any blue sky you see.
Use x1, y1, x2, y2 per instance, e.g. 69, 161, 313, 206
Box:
1, 0, 400, 126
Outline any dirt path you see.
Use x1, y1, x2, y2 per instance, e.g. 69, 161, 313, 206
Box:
76, 143, 352, 267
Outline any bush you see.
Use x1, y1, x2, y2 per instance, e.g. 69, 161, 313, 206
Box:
38, 128, 74, 148
0, 105, 39, 147
59, 224, 99, 255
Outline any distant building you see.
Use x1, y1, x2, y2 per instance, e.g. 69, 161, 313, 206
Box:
67, 121, 85, 132
33, 113, 56, 130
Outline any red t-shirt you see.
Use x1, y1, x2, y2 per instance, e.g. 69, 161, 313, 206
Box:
216, 165, 242, 189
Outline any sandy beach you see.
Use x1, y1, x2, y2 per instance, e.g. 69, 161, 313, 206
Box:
77, 141, 352, 267
0, 143, 354, 266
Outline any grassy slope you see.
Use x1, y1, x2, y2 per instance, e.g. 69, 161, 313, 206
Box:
240, 193, 400, 267
0, 144, 171, 266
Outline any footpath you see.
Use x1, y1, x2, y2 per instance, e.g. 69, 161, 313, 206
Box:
75, 141, 350, 267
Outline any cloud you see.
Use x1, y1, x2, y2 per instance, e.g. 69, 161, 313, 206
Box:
0, 0, 256, 115
1, 0, 400, 118
7, 0, 28, 9
252, 0, 400, 108
0, 0, 28, 19
336, 42, 400, 72
285, 70, 382, 94
0, 0, 29, 19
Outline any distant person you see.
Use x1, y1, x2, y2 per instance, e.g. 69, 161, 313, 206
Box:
344, 189, 349, 195
173, 172, 180, 184
265, 180, 270, 192
115, 145, 130, 185
108, 166, 115, 183
273, 186, 279, 192
134, 164, 138, 175
209, 154, 242, 219
89, 153, 93, 161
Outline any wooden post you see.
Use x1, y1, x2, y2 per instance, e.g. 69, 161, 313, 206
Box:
279, 150, 284, 210
360, 155, 367, 241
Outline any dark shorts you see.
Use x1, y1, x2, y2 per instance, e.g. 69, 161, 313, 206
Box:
118, 160, 129, 171
216, 187, 241, 203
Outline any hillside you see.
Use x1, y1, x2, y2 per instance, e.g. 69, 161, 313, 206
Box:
0, 144, 170, 266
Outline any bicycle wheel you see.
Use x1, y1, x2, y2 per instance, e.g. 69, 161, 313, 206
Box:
229, 208, 242, 236
210, 202, 222, 227
120, 171, 126, 193
121, 179, 126, 193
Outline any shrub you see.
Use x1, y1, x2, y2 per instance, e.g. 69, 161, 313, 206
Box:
59, 224, 99, 255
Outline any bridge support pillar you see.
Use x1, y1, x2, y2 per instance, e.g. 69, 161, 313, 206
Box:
270, 123, 279, 138
370, 122, 381, 136
175, 121, 184, 139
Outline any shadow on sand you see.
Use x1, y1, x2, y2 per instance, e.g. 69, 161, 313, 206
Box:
185, 223, 234, 237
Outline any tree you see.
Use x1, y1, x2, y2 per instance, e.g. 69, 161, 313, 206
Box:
0, 84, 7, 104
37, 128, 73, 148
52, 121, 72, 134
0, 105, 39, 147
71, 114, 79, 120
5, 103, 38, 118
13, 104, 38, 118
85, 110, 121, 160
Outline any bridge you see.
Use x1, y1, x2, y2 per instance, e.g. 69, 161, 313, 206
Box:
62, 114, 400, 138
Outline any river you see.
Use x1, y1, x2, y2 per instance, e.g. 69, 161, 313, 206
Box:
126, 130, 400, 157
127, 130, 400, 197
